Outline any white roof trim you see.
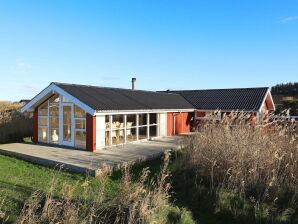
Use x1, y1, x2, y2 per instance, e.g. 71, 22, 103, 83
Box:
258, 88, 275, 113
195, 109, 258, 113
95, 109, 195, 115
20, 83, 96, 115
267, 90, 276, 111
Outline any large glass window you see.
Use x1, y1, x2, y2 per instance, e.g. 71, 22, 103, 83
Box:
75, 131, 86, 149
149, 113, 158, 137
111, 115, 125, 145
126, 114, 137, 142
38, 101, 48, 116
38, 101, 48, 143
39, 117, 48, 126
37, 95, 87, 149
139, 114, 147, 126
63, 105, 72, 142
138, 114, 148, 140
105, 113, 159, 147
138, 126, 148, 140
75, 105, 85, 118
74, 105, 86, 149
49, 95, 59, 144
105, 115, 110, 146
149, 114, 157, 125
38, 127, 48, 142
149, 125, 157, 137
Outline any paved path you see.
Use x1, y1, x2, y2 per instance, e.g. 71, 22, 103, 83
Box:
0, 136, 185, 176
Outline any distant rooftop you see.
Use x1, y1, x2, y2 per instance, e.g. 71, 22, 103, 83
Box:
164, 87, 270, 112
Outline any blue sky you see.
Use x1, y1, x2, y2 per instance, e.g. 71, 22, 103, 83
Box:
0, 0, 297, 101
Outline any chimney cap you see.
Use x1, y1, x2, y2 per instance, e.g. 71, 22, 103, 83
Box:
132, 78, 136, 81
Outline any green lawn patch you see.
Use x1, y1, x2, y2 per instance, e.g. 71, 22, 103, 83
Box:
0, 154, 120, 223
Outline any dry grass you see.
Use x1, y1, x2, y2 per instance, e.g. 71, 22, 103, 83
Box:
179, 111, 298, 222
0, 101, 32, 143
15, 153, 195, 224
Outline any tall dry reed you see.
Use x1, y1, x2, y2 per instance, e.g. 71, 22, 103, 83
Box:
180, 111, 297, 222
16, 153, 195, 224
0, 102, 32, 143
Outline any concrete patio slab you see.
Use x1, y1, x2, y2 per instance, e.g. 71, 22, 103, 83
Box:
0, 136, 185, 176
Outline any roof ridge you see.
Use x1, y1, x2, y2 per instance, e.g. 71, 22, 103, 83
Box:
167, 87, 269, 92
52, 82, 182, 96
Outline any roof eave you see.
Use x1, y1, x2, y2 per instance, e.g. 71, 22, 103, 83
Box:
95, 108, 195, 115
20, 83, 96, 115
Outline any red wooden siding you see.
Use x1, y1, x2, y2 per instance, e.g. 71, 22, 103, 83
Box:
167, 113, 174, 136
167, 112, 191, 136
195, 111, 206, 119
32, 107, 38, 143
86, 113, 96, 151
251, 112, 256, 127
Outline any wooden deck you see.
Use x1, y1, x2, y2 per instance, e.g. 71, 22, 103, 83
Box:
0, 136, 185, 176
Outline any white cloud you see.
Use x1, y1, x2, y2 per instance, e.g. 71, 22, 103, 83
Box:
16, 59, 33, 72
280, 16, 298, 23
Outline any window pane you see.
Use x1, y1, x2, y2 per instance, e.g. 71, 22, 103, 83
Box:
75, 131, 86, 149
49, 94, 60, 116
112, 129, 125, 145
75, 119, 86, 129
49, 94, 60, 103
112, 115, 124, 129
105, 131, 110, 146
150, 113, 157, 125
127, 128, 137, 142
75, 105, 85, 118
50, 117, 59, 129
63, 106, 72, 142
126, 114, 136, 127
150, 125, 157, 137
62, 96, 69, 102
38, 101, 48, 116
38, 127, 48, 142
138, 126, 147, 140
49, 104, 59, 116
105, 115, 110, 130
39, 117, 48, 126
50, 129, 59, 144
139, 114, 147, 126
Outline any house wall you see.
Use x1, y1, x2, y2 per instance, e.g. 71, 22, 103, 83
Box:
96, 115, 105, 149
33, 108, 38, 143
195, 111, 206, 119
167, 112, 192, 136
86, 114, 96, 151
159, 113, 167, 136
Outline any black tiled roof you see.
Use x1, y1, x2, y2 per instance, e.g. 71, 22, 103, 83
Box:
167, 87, 270, 111
54, 82, 194, 111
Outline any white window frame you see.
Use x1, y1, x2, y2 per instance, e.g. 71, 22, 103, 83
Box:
38, 100, 50, 143
74, 105, 86, 149
105, 112, 160, 147
49, 97, 60, 144
60, 103, 75, 147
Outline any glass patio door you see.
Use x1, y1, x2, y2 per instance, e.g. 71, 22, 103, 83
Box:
62, 104, 74, 146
